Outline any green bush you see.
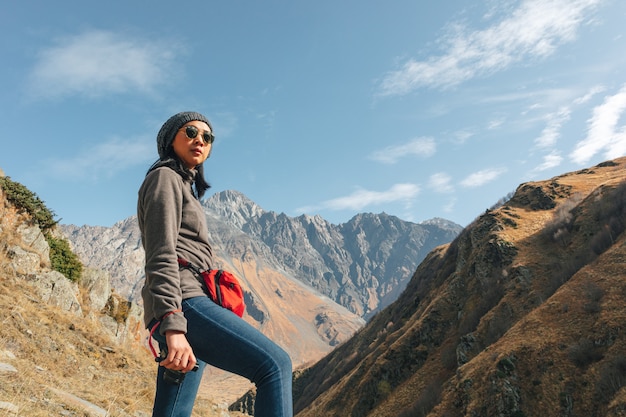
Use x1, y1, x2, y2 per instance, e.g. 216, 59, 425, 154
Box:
0, 176, 83, 282
46, 234, 83, 282
0, 176, 57, 231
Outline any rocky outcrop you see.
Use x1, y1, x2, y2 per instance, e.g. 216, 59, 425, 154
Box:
81, 267, 111, 311
24, 270, 82, 315
0, 184, 142, 346
0, 178, 152, 415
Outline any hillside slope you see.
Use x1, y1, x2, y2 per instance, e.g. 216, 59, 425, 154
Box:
0, 175, 245, 416
293, 158, 626, 417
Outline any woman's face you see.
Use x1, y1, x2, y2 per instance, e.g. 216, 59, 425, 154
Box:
171, 120, 213, 169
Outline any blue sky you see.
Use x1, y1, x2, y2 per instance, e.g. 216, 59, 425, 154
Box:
1, 0, 625, 228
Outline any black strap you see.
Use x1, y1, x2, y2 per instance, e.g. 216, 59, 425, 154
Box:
177, 257, 203, 276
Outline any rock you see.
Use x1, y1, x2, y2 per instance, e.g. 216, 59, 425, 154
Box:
0, 401, 18, 414
98, 315, 119, 339
81, 268, 112, 311
7, 245, 41, 275
457, 333, 477, 366
98, 299, 143, 345
49, 387, 108, 417
0, 350, 16, 360
24, 271, 82, 316
120, 301, 144, 344
0, 362, 17, 373
16, 223, 50, 265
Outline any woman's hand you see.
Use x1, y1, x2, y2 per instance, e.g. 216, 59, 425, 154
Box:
161, 330, 197, 372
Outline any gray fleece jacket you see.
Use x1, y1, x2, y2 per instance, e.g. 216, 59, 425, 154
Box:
137, 166, 213, 335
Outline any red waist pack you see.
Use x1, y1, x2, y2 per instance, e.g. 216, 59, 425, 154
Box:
178, 258, 246, 317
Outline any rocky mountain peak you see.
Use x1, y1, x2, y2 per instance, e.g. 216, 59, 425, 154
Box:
419, 216, 465, 230
203, 189, 266, 229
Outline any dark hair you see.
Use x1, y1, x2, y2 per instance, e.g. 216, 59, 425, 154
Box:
146, 149, 210, 199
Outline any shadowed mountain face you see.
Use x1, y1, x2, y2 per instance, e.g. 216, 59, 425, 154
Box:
61, 191, 461, 368
293, 158, 626, 417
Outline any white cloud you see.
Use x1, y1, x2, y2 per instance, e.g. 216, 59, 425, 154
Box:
573, 85, 605, 105
297, 183, 420, 212
28, 30, 180, 100
460, 167, 507, 187
369, 137, 436, 164
535, 107, 571, 148
428, 172, 454, 193
534, 86, 605, 149
487, 117, 505, 130
570, 84, 626, 165
442, 197, 457, 214
482, 0, 518, 21
377, 0, 603, 96
453, 130, 474, 144
533, 151, 563, 173
607, 129, 626, 159
45, 137, 154, 181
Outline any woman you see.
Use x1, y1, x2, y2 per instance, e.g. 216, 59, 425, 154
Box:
138, 111, 293, 417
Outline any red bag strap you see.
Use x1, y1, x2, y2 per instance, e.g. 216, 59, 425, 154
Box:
147, 309, 181, 358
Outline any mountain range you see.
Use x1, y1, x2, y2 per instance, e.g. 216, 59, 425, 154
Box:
61, 190, 462, 369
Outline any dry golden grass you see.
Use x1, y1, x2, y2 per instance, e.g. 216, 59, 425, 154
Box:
294, 158, 626, 417
0, 264, 250, 416
1, 269, 150, 416
0, 190, 247, 416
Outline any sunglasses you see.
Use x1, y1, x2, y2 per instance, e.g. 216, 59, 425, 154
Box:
179, 125, 214, 145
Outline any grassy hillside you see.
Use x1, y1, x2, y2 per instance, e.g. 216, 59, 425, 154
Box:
0, 177, 246, 416
293, 158, 626, 417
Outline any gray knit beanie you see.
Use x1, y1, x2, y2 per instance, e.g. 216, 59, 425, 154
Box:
156, 111, 212, 159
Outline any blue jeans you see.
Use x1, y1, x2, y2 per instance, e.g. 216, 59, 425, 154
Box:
150, 296, 293, 417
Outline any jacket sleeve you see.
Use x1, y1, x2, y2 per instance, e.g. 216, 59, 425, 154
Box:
139, 169, 187, 334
